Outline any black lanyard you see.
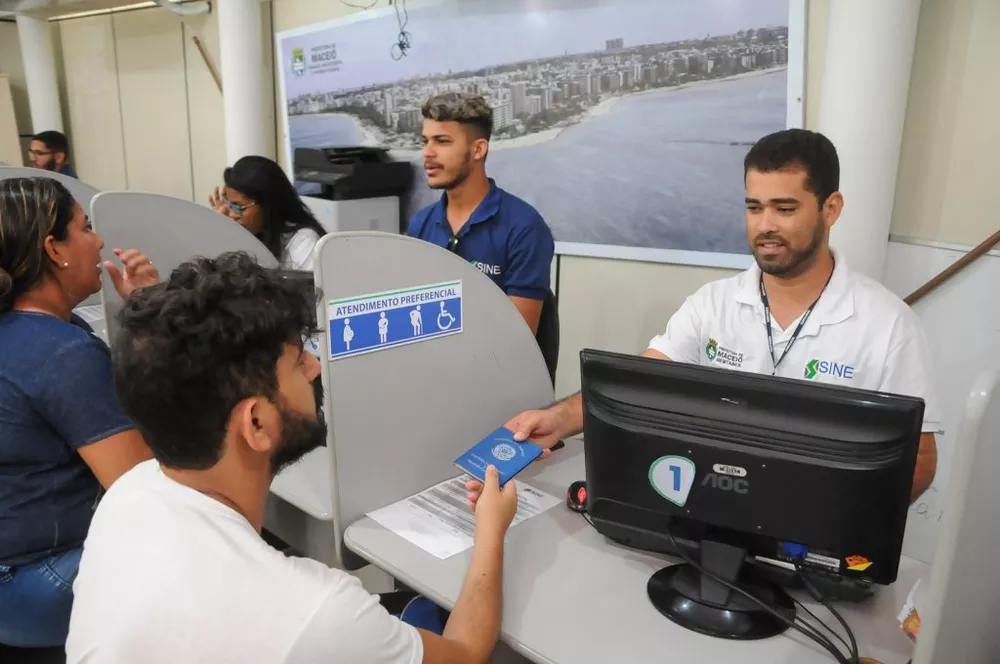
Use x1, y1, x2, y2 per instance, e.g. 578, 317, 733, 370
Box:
759, 266, 834, 374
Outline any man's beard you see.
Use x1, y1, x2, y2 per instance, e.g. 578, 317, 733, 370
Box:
429, 155, 473, 191
751, 219, 825, 278
269, 387, 327, 477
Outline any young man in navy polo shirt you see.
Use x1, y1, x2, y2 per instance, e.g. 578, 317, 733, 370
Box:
407, 92, 555, 334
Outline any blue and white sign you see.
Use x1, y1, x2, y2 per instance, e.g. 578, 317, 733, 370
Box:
649, 455, 696, 507
327, 280, 463, 360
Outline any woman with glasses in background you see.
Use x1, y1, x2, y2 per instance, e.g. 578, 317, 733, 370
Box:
208, 156, 326, 271
0, 178, 155, 649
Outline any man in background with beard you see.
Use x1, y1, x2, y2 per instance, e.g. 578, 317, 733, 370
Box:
27, 131, 77, 178
407, 92, 555, 335
66, 253, 519, 664
498, 129, 940, 502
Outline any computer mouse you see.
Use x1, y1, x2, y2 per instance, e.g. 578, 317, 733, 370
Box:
566, 480, 587, 513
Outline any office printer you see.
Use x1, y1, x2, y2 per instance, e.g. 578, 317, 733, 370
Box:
295, 147, 414, 235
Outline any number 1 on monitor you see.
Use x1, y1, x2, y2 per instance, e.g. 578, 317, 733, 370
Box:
669, 464, 682, 492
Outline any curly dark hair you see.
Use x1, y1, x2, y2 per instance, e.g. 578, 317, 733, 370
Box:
112, 252, 319, 470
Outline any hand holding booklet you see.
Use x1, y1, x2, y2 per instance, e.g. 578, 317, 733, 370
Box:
366, 426, 557, 559
454, 426, 544, 487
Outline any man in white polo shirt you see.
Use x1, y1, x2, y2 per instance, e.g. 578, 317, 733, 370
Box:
502, 129, 938, 501
67, 254, 517, 664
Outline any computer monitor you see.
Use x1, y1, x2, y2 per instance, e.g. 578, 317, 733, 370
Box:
579, 349, 924, 640
273, 268, 315, 291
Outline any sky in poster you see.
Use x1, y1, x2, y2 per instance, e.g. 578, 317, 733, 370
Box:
280, 0, 788, 97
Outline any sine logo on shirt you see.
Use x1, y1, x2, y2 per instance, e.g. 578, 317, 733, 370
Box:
470, 259, 502, 276
804, 358, 855, 381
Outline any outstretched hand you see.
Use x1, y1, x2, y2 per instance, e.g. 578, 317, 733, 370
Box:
504, 408, 566, 455
104, 248, 159, 300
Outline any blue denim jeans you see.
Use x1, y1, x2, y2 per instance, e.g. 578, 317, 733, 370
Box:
0, 547, 82, 647
381, 591, 448, 635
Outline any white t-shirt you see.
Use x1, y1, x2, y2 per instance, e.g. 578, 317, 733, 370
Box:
648, 253, 940, 432
281, 228, 322, 272
66, 460, 422, 664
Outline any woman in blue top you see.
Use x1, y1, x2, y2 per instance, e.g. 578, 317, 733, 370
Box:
0, 178, 156, 648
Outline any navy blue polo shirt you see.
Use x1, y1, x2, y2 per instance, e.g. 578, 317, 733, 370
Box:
407, 179, 554, 301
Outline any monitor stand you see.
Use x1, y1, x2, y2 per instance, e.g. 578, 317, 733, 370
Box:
647, 539, 795, 640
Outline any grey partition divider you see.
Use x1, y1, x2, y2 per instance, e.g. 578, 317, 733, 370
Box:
0, 166, 104, 307
0, 165, 100, 216
316, 233, 554, 569
913, 370, 1000, 664
91, 192, 278, 345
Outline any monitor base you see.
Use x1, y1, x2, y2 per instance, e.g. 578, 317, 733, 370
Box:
647, 563, 795, 640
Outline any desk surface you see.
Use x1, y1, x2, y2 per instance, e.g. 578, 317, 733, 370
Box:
270, 447, 334, 520
346, 444, 922, 664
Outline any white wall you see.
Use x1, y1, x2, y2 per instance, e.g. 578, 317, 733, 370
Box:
0, 75, 23, 165
553, 257, 735, 397
59, 14, 128, 190
883, 240, 1000, 563
891, 0, 999, 247
114, 8, 193, 199
52, 3, 266, 199
0, 20, 31, 158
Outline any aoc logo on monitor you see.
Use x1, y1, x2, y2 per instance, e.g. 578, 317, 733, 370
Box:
702, 473, 749, 494
649, 456, 696, 507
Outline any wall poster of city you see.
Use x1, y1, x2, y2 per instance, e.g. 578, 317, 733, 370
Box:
277, 0, 804, 265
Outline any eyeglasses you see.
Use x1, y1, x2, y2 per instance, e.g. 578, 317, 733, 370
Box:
446, 236, 459, 253
220, 192, 256, 220
27, 149, 53, 157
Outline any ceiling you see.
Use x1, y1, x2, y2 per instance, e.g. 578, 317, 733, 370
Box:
1, 0, 129, 16
0, 0, 201, 20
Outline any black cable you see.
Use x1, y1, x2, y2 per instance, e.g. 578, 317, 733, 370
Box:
799, 569, 859, 663
389, 0, 411, 60
792, 596, 853, 654
577, 507, 855, 662
336, 0, 409, 59
798, 567, 860, 664
661, 526, 851, 664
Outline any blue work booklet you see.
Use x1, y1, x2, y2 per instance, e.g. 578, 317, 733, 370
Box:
454, 426, 544, 487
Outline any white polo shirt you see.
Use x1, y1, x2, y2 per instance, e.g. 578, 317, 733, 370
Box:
648, 253, 940, 433
66, 460, 422, 664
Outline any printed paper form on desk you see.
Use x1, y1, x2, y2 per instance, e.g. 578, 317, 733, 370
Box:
367, 476, 560, 559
